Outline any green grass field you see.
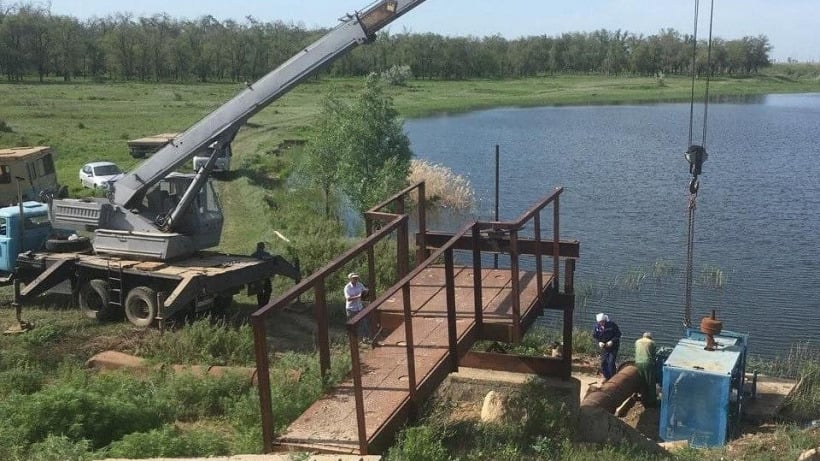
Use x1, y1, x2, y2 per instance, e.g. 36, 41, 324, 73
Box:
0, 73, 819, 459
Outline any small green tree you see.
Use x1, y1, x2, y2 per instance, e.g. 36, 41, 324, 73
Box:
338, 74, 412, 213
304, 74, 412, 216
303, 91, 345, 218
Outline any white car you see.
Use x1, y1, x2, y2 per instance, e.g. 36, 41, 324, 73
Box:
79, 161, 125, 190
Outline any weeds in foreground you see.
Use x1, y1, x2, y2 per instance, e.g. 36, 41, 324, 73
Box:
134, 318, 256, 366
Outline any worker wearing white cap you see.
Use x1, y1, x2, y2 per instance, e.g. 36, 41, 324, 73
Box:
344, 272, 371, 342
593, 313, 622, 380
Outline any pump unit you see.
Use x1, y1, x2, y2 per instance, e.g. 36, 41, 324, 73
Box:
659, 328, 748, 447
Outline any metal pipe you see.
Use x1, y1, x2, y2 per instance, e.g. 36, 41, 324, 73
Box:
581, 364, 641, 413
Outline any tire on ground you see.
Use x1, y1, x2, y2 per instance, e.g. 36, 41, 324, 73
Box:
45, 236, 92, 253
124, 286, 158, 328
211, 294, 233, 314
79, 279, 114, 321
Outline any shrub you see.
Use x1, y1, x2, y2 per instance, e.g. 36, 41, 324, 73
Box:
0, 119, 13, 132
0, 385, 168, 448
135, 318, 256, 366
104, 425, 229, 458
0, 366, 46, 396
157, 372, 254, 421
409, 160, 475, 210
26, 435, 92, 461
381, 64, 413, 86
386, 425, 449, 461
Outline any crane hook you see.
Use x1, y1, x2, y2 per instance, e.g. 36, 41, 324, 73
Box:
685, 145, 708, 178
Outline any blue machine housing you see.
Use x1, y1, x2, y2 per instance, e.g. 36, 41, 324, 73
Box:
659, 328, 748, 447
0, 202, 52, 274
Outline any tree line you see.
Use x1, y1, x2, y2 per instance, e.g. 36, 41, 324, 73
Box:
0, 2, 772, 83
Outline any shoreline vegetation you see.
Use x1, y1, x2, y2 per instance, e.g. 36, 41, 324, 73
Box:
0, 72, 819, 459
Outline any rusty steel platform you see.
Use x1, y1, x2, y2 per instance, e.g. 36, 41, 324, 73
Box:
277, 266, 553, 454
379, 266, 553, 342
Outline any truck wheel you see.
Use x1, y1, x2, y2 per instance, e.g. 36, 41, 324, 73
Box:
212, 295, 233, 314
79, 279, 114, 321
125, 286, 158, 328
45, 236, 92, 253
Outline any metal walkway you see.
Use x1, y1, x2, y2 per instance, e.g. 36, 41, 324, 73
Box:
277, 266, 553, 453
251, 182, 579, 455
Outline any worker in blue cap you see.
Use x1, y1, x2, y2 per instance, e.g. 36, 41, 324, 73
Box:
593, 313, 622, 381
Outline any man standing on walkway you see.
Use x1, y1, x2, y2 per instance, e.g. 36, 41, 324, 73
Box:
593, 313, 621, 381
635, 331, 658, 407
344, 272, 371, 343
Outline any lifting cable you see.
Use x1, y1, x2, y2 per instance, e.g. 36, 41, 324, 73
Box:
683, 0, 715, 328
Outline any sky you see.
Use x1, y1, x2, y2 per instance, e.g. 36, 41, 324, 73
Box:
44, 0, 820, 62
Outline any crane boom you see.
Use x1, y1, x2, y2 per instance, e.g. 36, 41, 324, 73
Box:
48, 0, 429, 261
113, 0, 427, 209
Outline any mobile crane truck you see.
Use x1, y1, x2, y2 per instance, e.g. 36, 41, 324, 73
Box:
3, 0, 427, 328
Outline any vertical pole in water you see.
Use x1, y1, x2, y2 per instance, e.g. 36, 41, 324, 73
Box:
494, 145, 500, 269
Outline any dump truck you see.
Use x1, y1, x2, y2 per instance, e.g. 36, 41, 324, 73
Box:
126, 133, 178, 158
5, 0, 425, 327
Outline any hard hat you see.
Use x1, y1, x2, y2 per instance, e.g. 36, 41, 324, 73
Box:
348, 272, 359, 279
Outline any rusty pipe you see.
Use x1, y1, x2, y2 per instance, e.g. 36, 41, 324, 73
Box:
581, 363, 641, 414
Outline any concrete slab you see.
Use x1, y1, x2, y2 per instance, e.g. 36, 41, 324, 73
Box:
102, 456, 380, 461
744, 374, 799, 422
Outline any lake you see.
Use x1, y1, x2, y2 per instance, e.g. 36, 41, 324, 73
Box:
404, 93, 820, 359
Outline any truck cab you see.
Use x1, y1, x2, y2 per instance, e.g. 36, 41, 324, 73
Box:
192, 143, 232, 176
0, 147, 63, 206
0, 202, 52, 274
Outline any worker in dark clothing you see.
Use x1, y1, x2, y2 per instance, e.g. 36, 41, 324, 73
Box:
593, 313, 622, 381
251, 242, 273, 308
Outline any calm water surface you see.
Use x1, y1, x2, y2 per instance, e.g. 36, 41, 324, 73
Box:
404, 93, 820, 359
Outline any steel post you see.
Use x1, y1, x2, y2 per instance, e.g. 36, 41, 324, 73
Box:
553, 194, 560, 292
252, 318, 274, 453
471, 225, 484, 336
445, 248, 458, 371
416, 182, 428, 264
534, 211, 544, 314
402, 280, 417, 398
348, 325, 368, 454
510, 230, 521, 343
315, 277, 330, 379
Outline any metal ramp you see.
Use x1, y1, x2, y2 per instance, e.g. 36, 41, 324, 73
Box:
278, 266, 554, 453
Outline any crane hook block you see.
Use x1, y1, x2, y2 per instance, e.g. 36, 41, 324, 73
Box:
684, 145, 708, 178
